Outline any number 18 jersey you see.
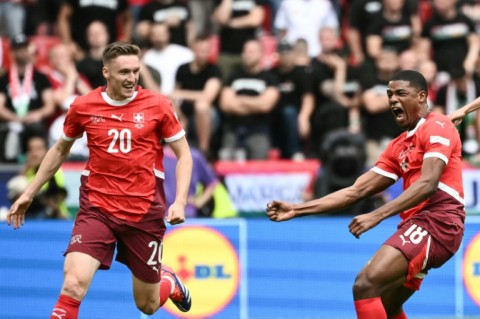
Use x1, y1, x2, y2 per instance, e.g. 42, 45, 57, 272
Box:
63, 86, 185, 221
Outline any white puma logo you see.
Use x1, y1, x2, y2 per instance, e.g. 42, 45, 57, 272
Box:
51, 308, 66, 318
435, 121, 445, 128
111, 114, 124, 122
400, 235, 411, 246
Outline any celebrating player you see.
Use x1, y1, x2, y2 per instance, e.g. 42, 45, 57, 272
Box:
266, 70, 465, 319
7, 42, 193, 318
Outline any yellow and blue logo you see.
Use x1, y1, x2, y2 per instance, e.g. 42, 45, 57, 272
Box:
162, 226, 240, 318
464, 233, 480, 306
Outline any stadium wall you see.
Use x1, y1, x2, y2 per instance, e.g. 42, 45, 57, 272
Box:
1, 217, 479, 319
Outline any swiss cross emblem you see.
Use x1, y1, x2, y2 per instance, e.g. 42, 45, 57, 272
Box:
133, 113, 144, 129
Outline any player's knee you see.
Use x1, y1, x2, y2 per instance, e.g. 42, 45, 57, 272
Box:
352, 272, 376, 298
61, 274, 89, 300
135, 298, 159, 315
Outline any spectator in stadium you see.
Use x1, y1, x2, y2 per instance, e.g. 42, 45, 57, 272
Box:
46, 43, 92, 110
76, 21, 109, 89
7, 42, 193, 318
360, 49, 402, 166
143, 22, 193, 95
271, 40, 314, 160
57, 0, 132, 55
212, 0, 265, 83
347, 0, 419, 65
136, 0, 195, 47
46, 43, 92, 162
218, 38, 279, 160
310, 27, 362, 155
274, 0, 339, 58
0, 0, 29, 38
133, 38, 162, 93
8, 135, 69, 219
171, 35, 222, 156
292, 38, 311, 68
420, 0, 480, 77
0, 34, 55, 163
434, 66, 480, 161
163, 144, 219, 218
418, 58, 439, 106
366, 0, 419, 60
267, 70, 465, 319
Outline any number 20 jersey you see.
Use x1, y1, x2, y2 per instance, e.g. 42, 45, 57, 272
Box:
63, 86, 185, 221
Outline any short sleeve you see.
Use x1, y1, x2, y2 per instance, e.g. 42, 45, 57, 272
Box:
160, 98, 185, 142
371, 141, 401, 181
421, 118, 457, 164
63, 101, 84, 141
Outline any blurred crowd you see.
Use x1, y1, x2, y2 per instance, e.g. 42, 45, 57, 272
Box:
2, 0, 480, 218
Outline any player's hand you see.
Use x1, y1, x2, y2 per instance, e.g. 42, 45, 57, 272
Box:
166, 202, 186, 225
448, 109, 466, 126
7, 194, 33, 230
348, 212, 382, 238
266, 200, 296, 222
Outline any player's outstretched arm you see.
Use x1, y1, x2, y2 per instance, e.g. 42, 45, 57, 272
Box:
266, 170, 394, 222
349, 157, 445, 238
7, 138, 74, 229
448, 96, 480, 125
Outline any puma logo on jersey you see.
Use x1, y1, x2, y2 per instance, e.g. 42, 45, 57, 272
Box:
111, 114, 124, 122
400, 234, 411, 246
435, 121, 445, 128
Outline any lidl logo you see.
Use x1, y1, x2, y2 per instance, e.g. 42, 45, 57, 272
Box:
464, 233, 480, 305
162, 226, 240, 318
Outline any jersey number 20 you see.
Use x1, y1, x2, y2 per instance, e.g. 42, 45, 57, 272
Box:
107, 128, 132, 153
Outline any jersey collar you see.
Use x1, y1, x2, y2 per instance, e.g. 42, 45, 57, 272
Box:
406, 117, 426, 138
101, 87, 139, 106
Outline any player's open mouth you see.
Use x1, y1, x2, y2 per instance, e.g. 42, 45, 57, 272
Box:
392, 107, 405, 120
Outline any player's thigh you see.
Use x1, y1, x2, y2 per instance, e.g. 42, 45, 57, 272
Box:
131, 273, 160, 306
115, 218, 166, 284
381, 284, 415, 317
65, 209, 117, 270
63, 251, 101, 287
357, 244, 409, 289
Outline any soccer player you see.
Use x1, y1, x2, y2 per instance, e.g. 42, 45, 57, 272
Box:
266, 70, 465, 319
7, 42, 193, 319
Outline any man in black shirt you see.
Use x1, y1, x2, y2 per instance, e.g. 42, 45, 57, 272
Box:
212, 0, 264, 82
219, 39, 279, 160
57, 0, 132, 54
0, 34, 55, 162
271, 41, 314, 159
137, 0, 195, 47
171, 35, 223, 155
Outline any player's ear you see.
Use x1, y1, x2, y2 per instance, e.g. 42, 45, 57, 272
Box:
102, 66, 109, 80
418, 90, 427, 103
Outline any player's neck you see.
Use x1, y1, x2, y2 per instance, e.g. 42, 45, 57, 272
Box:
105, 86, 125, 101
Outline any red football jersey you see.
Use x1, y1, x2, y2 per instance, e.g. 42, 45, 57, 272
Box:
63, 86, 184, 220
372, 112, 465, 220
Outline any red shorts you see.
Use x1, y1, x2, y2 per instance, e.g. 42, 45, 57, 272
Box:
65, 177, 167, 283
384, 209, 464, 290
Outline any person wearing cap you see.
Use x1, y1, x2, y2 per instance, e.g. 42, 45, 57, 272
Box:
0, 34, 55, 163
271, 40, 314, 160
